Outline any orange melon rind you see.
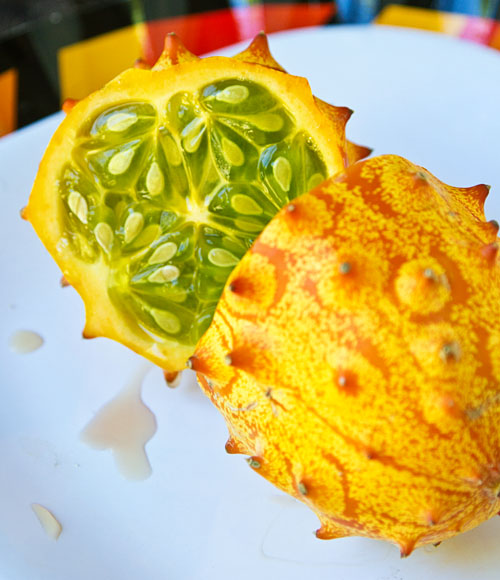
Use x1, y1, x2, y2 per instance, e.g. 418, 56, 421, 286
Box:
194, 154, 500, 554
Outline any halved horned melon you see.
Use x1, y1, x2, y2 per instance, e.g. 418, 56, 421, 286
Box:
194, 154, 500, 555
25, 33, 366, 371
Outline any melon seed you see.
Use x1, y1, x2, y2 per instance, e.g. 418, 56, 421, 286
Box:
109, 148, 135, 175
124, 212, 144, 243
182, 117, 206, 153
149, 265, 180, 283
251, 113, 284, 132
273, 156, 292, 192
94, 222, 114, 253
132, 224, 161, 250
151, 309, 181, 334
106, 112, 138, 132
162, 134, 182, 166
208, 248, 239, 267
231, 194, 263, 216
148, 242, 178, 264
146, 162, 164, 196
215, 85, 249, 104
68, 191, 88, 224
222, 138, 244, 167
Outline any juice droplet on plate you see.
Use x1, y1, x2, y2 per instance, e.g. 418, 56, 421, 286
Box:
80, 364, 157, 481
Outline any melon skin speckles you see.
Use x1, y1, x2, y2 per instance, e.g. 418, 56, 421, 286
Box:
194, 154, 500, 555
24, 32, 363, 372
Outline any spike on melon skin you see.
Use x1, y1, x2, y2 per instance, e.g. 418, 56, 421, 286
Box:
225, 436, 250, 455
195, 154, 500, 553
346, 141, 373, 165
488, 219, 499, 233
62, 98, 78, 114
399, 540, 416, 559
152, 32, 200, 70
316, 519, 352, 540
234, 31, 286, 72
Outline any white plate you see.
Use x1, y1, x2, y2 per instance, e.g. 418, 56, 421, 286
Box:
2, 25, 500, 580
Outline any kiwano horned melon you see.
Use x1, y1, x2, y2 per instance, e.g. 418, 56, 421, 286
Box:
24, 32, 369, 372
193, 154, 500, 555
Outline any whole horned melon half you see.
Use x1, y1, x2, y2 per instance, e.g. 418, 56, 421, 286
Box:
24, 32, 368, 372
194, 154, 500, 555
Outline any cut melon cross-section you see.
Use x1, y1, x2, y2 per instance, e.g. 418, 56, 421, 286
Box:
25, 33, 366, 371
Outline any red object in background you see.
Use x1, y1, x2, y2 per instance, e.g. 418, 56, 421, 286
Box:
460, 16, 497, 44
143, 3, 335, 64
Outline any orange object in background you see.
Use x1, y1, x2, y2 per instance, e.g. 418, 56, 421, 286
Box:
0, 69, 18, 137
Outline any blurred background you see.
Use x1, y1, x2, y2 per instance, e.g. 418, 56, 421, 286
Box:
1, 0, 499, 137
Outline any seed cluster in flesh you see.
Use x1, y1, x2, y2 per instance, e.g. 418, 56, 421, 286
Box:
59, 79, 327, 344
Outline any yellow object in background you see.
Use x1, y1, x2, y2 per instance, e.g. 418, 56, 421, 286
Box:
0, 69, 18, 137
58, 24, 147, 102
377, 5, 464, 34
376, 5, 500, 47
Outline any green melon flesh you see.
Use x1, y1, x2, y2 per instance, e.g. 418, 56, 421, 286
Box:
60, 78, 327, 345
